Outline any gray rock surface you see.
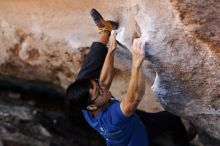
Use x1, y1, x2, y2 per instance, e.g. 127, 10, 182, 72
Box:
0, 75, 105, 146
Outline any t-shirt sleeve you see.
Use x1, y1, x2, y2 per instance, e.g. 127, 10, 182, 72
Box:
107, 101, 130, 125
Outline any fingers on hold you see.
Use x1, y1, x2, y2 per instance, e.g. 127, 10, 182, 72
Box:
132, 38, 145, 55
111, 30, 116, 37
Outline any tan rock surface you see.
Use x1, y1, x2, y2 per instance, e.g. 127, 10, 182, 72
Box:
0, 0, 162, 112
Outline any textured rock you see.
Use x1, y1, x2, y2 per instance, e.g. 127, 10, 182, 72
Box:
0, 0, 162, 111
0, 0, 220, 145
137, 0, 220, 144
0, 76, 105, 146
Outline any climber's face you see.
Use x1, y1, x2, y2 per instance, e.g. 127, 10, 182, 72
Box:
87, 79, 112, 111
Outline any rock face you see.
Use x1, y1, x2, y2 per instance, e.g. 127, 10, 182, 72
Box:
0, 0, 219, 146
0, 76, 105, 146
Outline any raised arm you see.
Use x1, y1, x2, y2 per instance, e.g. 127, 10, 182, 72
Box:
120, 39, 146, 117
99, 31, 117, 89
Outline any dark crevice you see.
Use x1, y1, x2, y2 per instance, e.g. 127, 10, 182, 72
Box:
0, 75, 105, 146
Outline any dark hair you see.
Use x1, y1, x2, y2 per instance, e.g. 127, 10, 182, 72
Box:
66, 78, 92, 110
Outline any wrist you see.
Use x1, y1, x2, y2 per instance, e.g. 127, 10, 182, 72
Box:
107, 49, 115, 55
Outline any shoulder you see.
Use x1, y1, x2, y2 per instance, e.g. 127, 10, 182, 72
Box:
104, 99, 131, 125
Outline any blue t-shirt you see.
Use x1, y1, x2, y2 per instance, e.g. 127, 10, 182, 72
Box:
82, 99, 149, 146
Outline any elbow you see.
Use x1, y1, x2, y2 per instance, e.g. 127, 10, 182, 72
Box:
126, 95, 143, 105
129, 92, 144, 103
121, 98, 141, 117
132, 98, 142, 105
101, 79, 110, 86
100, 81, 111, 89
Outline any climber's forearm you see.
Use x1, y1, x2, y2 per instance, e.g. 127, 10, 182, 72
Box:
99, 49, 115, 89
121, 66, 145, 116
129, 66, 145, 101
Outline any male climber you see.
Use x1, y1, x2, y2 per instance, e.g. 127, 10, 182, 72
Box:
66, 8, 148, 146
66, 9, 189, 146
